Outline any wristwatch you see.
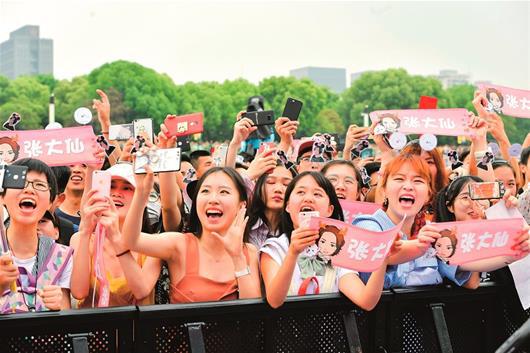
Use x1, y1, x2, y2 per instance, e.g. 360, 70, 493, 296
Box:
234, 266, 251, 279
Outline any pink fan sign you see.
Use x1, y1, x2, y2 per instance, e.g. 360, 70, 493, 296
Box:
369, 108, 472, 136
429, 218, 526, 266
307, 216, 403, 273
339, 199, 381, 224
477, 83, 530, 119
0, 126, 100, 166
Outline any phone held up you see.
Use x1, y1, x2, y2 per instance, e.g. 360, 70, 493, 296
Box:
282, 98, 303, 121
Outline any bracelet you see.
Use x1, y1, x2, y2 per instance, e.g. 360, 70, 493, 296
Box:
116, 249, 131, 257
101, 131, 109, 134
234, 266, 251, 278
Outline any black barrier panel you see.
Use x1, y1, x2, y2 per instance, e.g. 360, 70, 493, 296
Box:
135, 292, 394, 353
0, 284, 528, 353
0, 306, 136, 353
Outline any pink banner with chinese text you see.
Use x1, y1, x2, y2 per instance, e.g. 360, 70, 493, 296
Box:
0, 126, 100, 166
307, 216, 402, 272
369, 108, 472, 136
339, 199, 381, 224
478, 83, 530, 119
429, 218, 525, 265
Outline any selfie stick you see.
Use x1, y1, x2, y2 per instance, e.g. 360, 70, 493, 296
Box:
0, 163, 18, 294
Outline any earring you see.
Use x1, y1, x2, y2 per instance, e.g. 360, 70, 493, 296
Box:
383, 197, 389, 208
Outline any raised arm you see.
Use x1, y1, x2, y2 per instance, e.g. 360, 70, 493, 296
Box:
275, 117, 299, 159
100, 198, 162, 300
261, 227, 319, 308
226, 113, 257, 168
157, 121, 182, 231
93, 89, 122, 166
70, 190, 108, 300
121, 164, 181, 261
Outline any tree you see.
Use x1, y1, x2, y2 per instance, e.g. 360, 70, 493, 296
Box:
338, 68, 447, 127
53, 76, 92, 127
87, 60, 180, 126
0, 76, 50, 129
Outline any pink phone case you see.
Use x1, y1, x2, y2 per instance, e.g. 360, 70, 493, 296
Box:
92, 170, 111, 197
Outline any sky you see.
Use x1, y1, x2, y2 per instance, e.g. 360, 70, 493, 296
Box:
0, 0, 528, 88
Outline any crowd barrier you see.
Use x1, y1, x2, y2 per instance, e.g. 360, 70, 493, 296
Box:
0, 282, 528, 353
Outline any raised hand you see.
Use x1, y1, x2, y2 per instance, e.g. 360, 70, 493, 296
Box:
79, 189, 109, 234
343, 124, 370, 156
37, 285, 63, 311
245, 148, 277, 180
0, 253, 19, 292
92, 89, 111, 130
211, 207, 249, 259
275, 117, 298, 144
158, 118, 177, 149
288, 227, 319, 256
98, 198, 123, 248
416, 224, 441, 252
232, 116, 257, 145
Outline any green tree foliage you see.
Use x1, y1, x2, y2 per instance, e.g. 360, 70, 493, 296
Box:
338, 68, 447, 127
0, 76, 50, 129
53, 76, 92, 127
258, 76, 339, 136
88, 60, 180, 126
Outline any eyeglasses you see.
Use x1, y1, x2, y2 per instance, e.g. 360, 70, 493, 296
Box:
25, 180, 50, 192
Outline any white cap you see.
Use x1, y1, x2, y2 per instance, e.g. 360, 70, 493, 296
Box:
106, 163, 136, 188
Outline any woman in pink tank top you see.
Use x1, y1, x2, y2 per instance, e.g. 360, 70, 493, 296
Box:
122, 166, 261, 303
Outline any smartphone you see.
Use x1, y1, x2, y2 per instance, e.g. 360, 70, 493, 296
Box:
212, 144, 228, 167
1, 165, 27, 190
176, 136, 191, 152
469, 182, 504, 200
91, 170, 111, 197
133, 119, 154, 142
108, 123, 134, 141
242, 110, 275, 126
298, 211, 320, 228
360, 148, 375, 160
282, 98, 303, 121
257, 142, 276, 155
96, 135, 116, 156
134, 148, 182, 174
165, 113, 204, 137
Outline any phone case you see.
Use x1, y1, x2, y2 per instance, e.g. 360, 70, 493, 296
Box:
282, 98, 303, 121
109, 124, 134, 141
176, 136, 191, 152
165, 113, 204, 137
298, 211, 320, 228
133, 119, 154, 142
212, 144, 228, 167
2, 165, 27, 190
92, 170, 111, 197
244, 110, 275, 127
134, 148, 182, 174
469, 182, 502, 200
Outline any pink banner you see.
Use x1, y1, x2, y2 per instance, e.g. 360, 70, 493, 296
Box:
429, 218, 525, 265
369, 108, 472, 136
339, 199, 381, 224
478, 83, 530, 119
307, 216, 402, 272
0, 126, 100, 166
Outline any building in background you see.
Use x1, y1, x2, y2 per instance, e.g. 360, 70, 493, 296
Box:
290, 66, 346, 93
0, 25, 53, 79
350, 70, 373, 85
437, 69, 470, 89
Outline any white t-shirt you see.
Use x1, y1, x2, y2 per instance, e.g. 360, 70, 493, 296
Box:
13, 253, 73, 290
260, 234, 357, 295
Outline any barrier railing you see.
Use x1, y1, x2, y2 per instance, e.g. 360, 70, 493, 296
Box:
0, 282, 528, 353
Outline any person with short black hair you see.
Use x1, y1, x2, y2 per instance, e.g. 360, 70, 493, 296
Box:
189, 150, 213, 179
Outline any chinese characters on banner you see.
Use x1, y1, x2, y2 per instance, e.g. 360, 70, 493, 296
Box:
307, 216, 403, 273
478, 83, 530, 119
339, 199, 381, 224
0, 126, 100, 166
369, 108, 472, 136
429, 218, 525, 265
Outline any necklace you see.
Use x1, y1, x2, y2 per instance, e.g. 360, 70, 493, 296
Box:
7, 236, 39, 312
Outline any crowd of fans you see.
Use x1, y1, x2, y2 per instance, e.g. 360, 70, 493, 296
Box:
0, 88, 529, 315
